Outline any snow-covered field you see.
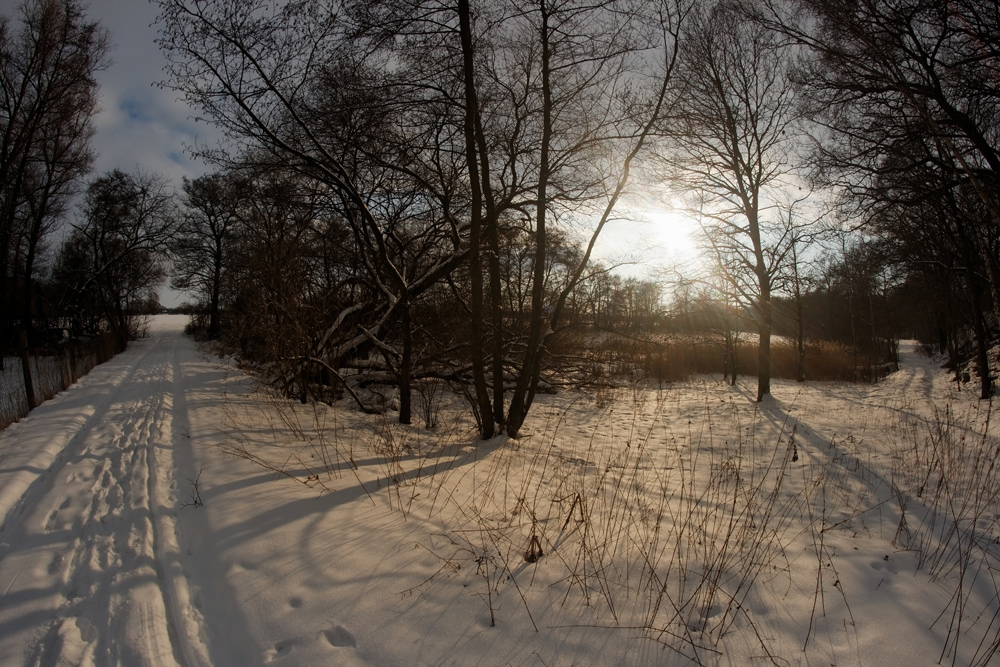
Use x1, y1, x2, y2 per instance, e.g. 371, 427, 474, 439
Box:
1, 314, 998, 666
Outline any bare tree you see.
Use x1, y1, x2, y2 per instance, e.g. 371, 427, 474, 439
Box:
155, 0, 687, 437
457, 0, 688, 436
155, 0, 474, 423
655, 0, 801, 401
760, 0, 1000, 335
55, 169, 178, 345
0, 0, 109, 343
170, 171, 244, 338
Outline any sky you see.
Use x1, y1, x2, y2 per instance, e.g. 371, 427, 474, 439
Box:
0, 0, 205, 182
81, 0, 209, 185
68, 0, 697, 282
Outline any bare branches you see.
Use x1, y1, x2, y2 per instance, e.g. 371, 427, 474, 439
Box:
653, 0, 804, 401
0, 0, 110, 340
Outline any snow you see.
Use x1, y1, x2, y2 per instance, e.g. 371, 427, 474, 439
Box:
1, 314, 998, 666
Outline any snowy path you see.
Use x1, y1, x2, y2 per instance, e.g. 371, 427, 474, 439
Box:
0, 317, 209, 667
0, 316, 402, 667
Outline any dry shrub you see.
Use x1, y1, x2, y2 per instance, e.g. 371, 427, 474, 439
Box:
731, 339, 857, 382
590, 334, 716, 382
413, 378, 445, 429
883, 403, 1000, 666
263, 327, 864, 401
802, 341, 857, 382
587, 334, 861, 384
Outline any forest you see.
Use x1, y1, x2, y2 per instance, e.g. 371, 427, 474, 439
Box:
2, 0, 998, 435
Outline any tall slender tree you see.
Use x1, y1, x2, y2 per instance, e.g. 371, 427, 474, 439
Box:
0, 0, 109, 342
655, 0, 801, 401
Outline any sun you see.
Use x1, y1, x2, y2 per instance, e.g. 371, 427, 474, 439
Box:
641, 206, 704, 268
591, 199, 706, 274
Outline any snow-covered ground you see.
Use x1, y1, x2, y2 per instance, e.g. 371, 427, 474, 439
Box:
1, 314, 998, 666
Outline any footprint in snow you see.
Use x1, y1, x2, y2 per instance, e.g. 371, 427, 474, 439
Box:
323, 626, 356, 648
264, 639, 296, 662
227, 560, 255, 574
264, 625, 357, 662
869, 557, 899, 574
48, 552, 66, 575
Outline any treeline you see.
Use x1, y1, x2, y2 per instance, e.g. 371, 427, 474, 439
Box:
3, 0, 999, 436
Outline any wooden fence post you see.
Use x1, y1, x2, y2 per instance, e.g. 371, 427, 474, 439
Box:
19, 331, 36, 411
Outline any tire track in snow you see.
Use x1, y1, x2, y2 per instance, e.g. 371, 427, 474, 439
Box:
0, 329, 209, 666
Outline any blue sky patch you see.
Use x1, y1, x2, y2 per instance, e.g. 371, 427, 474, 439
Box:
120, 98, 151, 123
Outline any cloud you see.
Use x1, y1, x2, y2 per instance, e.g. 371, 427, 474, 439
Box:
83, 0, 213, 185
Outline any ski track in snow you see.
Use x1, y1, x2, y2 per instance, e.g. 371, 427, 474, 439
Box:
0, 318, 208, 667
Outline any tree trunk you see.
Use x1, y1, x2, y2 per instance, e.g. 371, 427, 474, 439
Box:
472, 89, 506, 429
479, 134, 506, 429
399, 298, 412, 424
757, 319, 771, 401
209, 243, 222, 338
755, 264, 773, 400
506, 0, 552, 438
959, 236, 993, 399
724, 327, 737, 386
20, 218, 44, 335
792, 239, 805, 382
972, 308, 991, 399
751, 206, 771, 401
458, 0, 494, 439
20, 330, 36, 410
952, 204, 994, 398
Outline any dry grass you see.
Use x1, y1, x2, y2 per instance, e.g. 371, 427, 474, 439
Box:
882, 401, 1000, 667
586, 334, 862, 384
220, 371, 1000, 665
